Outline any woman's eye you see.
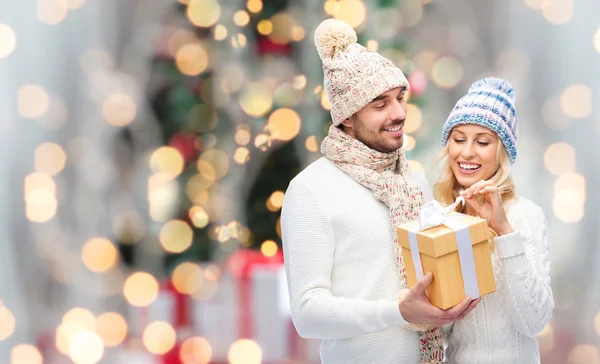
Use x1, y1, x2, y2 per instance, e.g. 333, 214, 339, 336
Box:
477, 141, 490, 146
453, 139, 466, 143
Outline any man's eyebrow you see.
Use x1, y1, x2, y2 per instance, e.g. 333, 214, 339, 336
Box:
370, 94, 388, 103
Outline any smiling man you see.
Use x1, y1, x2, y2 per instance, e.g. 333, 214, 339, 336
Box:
281, 19, 479, 364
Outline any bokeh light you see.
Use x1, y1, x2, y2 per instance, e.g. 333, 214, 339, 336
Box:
35, 142, 67, 176
553, 189, 584, 223
240, 83, 273, 117
554, 172, 586, 201
102, 93, 137, 127
228, 339, 263, 364
143, 321, 177, 355
123, 272, 159, 307
260, 240, 278, 257
544, 142, 576, 175
431, 57, 463, 88
63, 307, 96, 332
233, 147, 250, 164
542, 0, 573, 25
189, 206, 210, 228
95, 312, 128, 347
567, 344, 600, 364
37, 0, 68, 25
0, 306, 16, 341
81, 237, 119, 273
180, 336, 213, 364
536, 323, 554, 354
233, 10, 250, 27
172, 262, 203, 295
214, 24, 227, 40
561, 84, 592, 119
247, 0, 262, 13
159, 220, 194, 254
404, 134, 416, 151
0, 24, 17, 59
150, 146, 185, 179
268, 13, 296, 44
10, 344, 43, 364
333, 0, 366, 28
176, 43, 209, 76
267, 108, 301, 141
198, 149, 229, 180
306, 135, 319, 152
187, 0, 221, 28
404, 104, 422, 133
18, 84, 49, 119
68, 330, 104, 364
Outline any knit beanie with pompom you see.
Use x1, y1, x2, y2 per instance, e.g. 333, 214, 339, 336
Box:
314, 18, 409, 126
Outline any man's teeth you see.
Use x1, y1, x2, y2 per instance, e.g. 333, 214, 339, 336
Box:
384, 125, 402, 132
459, 163, 481, 170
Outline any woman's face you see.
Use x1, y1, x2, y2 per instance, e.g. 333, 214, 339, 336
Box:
447, 124, 499, 188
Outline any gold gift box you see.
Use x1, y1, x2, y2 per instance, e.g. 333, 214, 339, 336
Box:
396, 213, 497, 310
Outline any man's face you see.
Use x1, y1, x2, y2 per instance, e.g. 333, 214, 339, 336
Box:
342, 87, 407, 153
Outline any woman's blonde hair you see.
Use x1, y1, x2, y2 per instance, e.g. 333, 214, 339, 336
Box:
433, 137, 515, 212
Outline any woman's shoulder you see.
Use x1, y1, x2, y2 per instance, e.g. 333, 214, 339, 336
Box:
505, 195, 547, 229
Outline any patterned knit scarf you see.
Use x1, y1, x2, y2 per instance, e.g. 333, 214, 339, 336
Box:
321, 125, 443, 364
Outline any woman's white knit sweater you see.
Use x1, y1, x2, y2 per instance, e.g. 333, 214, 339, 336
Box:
281, 157, 431, 364
444, 196, 554, 364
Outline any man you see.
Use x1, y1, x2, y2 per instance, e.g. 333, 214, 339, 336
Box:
281, 19, 479, 364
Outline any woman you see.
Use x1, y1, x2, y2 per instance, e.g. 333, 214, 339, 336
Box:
434, 77, 554, 364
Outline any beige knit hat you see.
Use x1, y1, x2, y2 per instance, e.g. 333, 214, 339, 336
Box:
314, 19, 409, 126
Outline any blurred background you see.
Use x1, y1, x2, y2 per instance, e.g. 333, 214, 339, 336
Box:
0, 0, 597, 363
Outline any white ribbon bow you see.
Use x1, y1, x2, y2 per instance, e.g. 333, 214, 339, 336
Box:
418, 195, 465, 230
407, 195, 480, 300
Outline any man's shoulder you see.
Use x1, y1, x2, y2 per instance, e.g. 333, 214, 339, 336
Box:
288, 157, 346, 189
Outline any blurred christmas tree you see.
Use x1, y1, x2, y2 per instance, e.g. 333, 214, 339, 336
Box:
136, 0, 429, 270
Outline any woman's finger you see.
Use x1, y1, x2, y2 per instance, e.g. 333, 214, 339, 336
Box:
465, 195, 483, 214
479, 186, 501, 205
473, 180, 494, 196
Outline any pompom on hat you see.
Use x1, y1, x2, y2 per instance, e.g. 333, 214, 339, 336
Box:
441, 77, 519, 163
314, 19, 409, 126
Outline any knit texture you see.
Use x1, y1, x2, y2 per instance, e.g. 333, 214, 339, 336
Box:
441, 77, 518, 163
444, 196, 554, 364
321, 125, 443, 363
282, 157, 431, 363
314, 19, 408, 126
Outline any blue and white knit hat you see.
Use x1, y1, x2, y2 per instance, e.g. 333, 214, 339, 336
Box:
441, 77, 518, 163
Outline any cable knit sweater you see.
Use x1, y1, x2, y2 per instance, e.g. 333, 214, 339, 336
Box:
444, 196, 554, 364
281, 157, 432, 364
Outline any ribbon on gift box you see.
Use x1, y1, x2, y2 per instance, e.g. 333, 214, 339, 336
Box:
407, 196, 481, 299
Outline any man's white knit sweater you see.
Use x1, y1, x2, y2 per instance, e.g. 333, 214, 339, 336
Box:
281, 157, 431, 364
444, 196, 554, 364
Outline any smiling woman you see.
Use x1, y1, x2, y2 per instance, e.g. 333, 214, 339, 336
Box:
433, 78, 553, 364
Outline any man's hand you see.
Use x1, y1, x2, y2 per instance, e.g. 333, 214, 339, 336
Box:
399, 272, 480, 326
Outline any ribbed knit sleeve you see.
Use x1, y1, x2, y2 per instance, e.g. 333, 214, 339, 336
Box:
281, 181, 407, 340
493, 203, 554, 337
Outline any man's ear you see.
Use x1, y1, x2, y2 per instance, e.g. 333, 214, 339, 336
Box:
341, 117, 352, 128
